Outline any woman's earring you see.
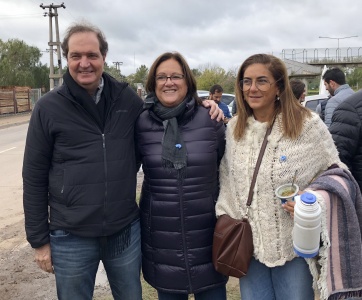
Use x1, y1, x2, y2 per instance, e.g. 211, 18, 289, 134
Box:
276, 95, 280, 101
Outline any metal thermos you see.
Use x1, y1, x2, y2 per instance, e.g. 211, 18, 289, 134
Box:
292, 192, 321, 258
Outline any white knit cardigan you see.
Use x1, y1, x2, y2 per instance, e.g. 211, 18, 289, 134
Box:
215, 112, 343, 268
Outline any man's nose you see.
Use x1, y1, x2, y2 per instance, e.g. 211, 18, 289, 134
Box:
79, 56, 90, 67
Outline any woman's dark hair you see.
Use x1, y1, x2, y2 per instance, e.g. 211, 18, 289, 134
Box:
61, 22, 108, 59
146, 52, 201, 104
290, 79, 306, 100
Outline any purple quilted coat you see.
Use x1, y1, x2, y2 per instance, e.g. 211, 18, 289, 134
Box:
135, 98, 227, 294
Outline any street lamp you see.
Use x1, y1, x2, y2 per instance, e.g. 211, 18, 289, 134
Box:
319, 35, 358, 61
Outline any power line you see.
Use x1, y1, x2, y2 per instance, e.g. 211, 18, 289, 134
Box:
0, 13, 43, 19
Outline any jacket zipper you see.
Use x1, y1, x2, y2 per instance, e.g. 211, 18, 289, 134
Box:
102, 133, 108, 232
101, 102, 115, 232
179, 179, 193, 292
59, 91, 115, 231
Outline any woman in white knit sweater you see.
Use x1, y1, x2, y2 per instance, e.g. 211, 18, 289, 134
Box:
215, 54, 343, 300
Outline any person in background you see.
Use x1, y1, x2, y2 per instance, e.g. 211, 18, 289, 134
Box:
322, 67, 354, 127
290, 79, 306, 103
22, 22, 223, 300
215, 54, 344, 300
315, 96, 329, 121
136, 51, 227, 300
209, 84, 232, 123
329, 90, 362, 192
231, 99, 237, 115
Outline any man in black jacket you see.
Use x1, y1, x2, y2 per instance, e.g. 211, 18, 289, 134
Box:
23, 22, 222, 300
23, 22, 144, 300
329, 90, 362, 192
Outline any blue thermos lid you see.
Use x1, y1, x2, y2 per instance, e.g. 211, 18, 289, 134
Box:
301, 192, 316, 205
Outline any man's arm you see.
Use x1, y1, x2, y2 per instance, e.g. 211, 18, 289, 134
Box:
23, 104, 54, 249
329, 101, 360, 169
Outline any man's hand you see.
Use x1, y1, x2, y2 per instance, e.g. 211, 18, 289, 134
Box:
35, 243, 54, 273
202, 100, 224, 122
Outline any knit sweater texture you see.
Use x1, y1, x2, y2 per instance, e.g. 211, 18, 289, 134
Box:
215, 112, 343, 268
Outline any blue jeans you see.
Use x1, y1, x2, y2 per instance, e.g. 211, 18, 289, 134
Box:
50, 219, 142, 300
239, 257, 314, 300
157, 285, 226, 300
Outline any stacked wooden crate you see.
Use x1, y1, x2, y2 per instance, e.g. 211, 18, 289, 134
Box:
0, 86, 31, 115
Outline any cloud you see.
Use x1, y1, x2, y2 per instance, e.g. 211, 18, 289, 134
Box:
0, 0, 360, 76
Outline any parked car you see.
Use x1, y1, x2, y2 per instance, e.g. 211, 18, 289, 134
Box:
301, 65, 329, 112
228, 100, 235, 116
197, 90, 209, 100
302, 94, 329, 111
221, 93, 235, 106
197, 90, 235, 105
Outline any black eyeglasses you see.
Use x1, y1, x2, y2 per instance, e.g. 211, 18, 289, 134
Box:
239, 77, 280, 92
155, 74, 185, 83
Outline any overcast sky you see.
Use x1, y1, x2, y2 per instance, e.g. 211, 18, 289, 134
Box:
1, 0, 361, 76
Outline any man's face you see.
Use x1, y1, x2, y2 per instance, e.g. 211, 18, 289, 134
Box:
67, 31, 105, 95
324, 80, 335, 96
209, 91, 223, 103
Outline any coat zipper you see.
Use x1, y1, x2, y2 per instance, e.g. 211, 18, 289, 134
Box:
60, 91, 115, 231
179, 179, 193, 293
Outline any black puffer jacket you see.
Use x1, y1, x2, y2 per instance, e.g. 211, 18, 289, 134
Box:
135, 99, 227, 294
329, 90, 362, 191
23, 73, 143, 248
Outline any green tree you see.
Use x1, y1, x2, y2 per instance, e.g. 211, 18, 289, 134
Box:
0, 38, 44, 87
347, 67, 362, 90
127, 65, 149, 91
191, 68, 202, 78
196, 64, 236, 94
104, 63, 127, 82
32, 63, 50, 91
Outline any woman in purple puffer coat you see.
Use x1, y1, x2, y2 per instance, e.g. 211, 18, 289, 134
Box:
135, 52, 227, 300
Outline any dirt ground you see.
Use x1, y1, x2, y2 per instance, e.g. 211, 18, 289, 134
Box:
0, 163, 144, 300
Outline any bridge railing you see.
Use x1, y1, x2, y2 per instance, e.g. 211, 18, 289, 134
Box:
281, 47, 362, 65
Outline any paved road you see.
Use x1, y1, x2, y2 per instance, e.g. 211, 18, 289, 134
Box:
0, 123, 28, 229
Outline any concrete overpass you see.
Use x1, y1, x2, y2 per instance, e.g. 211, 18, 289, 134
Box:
281, 47, 362, 90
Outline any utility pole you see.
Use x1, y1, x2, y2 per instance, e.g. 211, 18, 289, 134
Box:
113, 61, 123, 75
40, 3, 65, 90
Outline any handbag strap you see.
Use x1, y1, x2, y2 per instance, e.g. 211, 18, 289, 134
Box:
246, 119, 275, 208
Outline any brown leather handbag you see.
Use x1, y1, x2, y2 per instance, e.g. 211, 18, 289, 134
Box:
212, 123, 273, 278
